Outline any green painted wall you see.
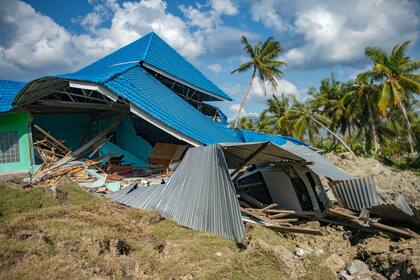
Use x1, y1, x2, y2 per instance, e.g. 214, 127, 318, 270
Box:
33, 114, 91, 151
0, 111, 33, 174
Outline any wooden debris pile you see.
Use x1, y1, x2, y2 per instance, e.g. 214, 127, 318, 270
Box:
30, 120, 175, 193
33, 124, 70, 164
241, 203, 419, 239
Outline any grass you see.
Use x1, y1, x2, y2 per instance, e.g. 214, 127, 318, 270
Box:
0, 179, 335, 279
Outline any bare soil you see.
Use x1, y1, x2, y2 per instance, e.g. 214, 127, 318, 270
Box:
326, 153, 420, 209
1, 169, 419, 279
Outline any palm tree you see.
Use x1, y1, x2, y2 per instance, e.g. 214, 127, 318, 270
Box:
231, 35, 287, 129
364, 41, 420, 157
288, 101, 357, 157
236, 117, 255, 130
266, 95, 294, 135
255, 111, 274, 134
343, 75, 381, 155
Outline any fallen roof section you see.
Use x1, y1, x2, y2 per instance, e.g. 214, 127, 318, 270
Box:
109, 144, 245, 242
220, 142, 305, 169
280, 141, 353, 180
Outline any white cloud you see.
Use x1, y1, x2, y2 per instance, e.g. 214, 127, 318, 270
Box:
251, 0, 287, 32
179, 1, 254, 58
210, 0, 238, 16
0, 0, 249, 81
0, 0, 205, 81
252, 0, 420, 68
249, 77, 300, 102
180, 0, 238, 30
229, 103, 258, 119
207, 63, 223, 73
222, 83, 243, 95
76, 0, 205, 61
0, 0, 78, 80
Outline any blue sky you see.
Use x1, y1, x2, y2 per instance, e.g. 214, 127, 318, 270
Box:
1, 0, 419, 119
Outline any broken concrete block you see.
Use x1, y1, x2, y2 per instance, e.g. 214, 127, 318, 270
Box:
346, 259, 371, 279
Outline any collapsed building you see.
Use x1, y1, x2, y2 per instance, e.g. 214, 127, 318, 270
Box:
0, 32, 418, 242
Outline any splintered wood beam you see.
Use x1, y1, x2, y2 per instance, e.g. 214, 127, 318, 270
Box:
267, 224, 323, 236
230, 142, 270, 178
260, 203, 278, 213
33, 124, 70, 153
32, 114, 126, 183
53, 114, 125, 166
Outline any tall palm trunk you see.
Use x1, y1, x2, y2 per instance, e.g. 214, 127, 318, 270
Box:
310, 116, 356, 158
397, 100, 416, 157
234, 68, 256, 129
365, 94, 380, 155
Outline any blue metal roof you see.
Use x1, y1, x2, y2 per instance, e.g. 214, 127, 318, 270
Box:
60, 32, 232, 101
0, 80, 26, 112
104, 65, 240, 144
237, 129, 306, 146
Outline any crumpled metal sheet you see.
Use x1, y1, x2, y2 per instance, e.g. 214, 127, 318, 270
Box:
329, 176, 379, 211
281, 141, 354, 180
108, 145, 244, 243
371, 195, 420, 227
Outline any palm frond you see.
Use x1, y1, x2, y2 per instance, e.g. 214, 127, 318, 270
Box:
231, 62, 253, 74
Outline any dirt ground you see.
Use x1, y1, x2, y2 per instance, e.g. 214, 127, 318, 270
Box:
0, 173, 419, 279
326, 153, 420, 209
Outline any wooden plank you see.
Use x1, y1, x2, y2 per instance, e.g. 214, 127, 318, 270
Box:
268, 224, 323, 236
269, 218, 299, 223
260, 203, 278, 213
327, 207, 418, 238
369, 221, 419, 239
32, 114, 125, 183
52, 114, 124, 167
33, 124, 70, 153
268, 213, 293, 219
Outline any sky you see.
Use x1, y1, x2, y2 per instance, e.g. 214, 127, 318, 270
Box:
0, 0, 419, 120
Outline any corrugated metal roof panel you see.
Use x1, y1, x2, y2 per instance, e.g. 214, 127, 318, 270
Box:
108, 145, 244, 242
281, 141, 353, 180
238, 129, 306, 146
0, 79, 26, 112
371, 195, 420, 226
330, 176, 379, 211
59, 32, 231, 101
104, 66, 241, 145
143, 34, 231, 101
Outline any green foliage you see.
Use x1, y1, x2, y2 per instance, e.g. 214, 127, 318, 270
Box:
232, 35, 287, 128
237, 40, 419, 163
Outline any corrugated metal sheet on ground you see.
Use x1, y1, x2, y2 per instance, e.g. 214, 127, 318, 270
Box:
0, 80, 26, 112
329, 176, 379, 211
108, 145, 244, 242
371, 195, 420, 226
281, 141, 353, 180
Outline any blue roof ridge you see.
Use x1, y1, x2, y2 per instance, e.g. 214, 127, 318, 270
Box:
143, 32, 155, 61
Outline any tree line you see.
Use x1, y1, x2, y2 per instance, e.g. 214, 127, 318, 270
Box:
232, 37, 419, 163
